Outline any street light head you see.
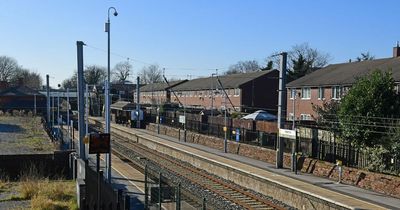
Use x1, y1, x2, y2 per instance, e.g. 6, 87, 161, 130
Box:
108, 7, 118, 19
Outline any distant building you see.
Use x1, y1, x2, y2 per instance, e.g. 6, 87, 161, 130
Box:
139, 80, 188, 105
170, 70, 279, 113
0, 85, 46, 113
110, 81, 136, 102
286, 45, 400, 121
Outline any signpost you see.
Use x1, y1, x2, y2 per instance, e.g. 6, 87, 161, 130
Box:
89, 133, 111, 154
279, 128, 297, 174
278, 128, 296, 139
88, 133, 111, 210
179, 115, 185, 124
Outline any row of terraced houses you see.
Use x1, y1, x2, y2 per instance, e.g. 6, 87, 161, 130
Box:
137, 45, 400, 121
2, 45, 400, 121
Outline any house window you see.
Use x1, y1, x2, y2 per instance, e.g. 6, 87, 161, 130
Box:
288, 113, 294, 120
318, 87, 324, 100
301, 87, 311, 99
332, 86, 342, 99
342, 86, 350, 95
227, 89, 232, 96
290, 89, 296, 99
234, 88, 240, 96
300, 114, 312, 121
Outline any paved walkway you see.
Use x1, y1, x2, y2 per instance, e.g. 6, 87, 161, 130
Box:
88, 117, 400, 209
123, 124, 400, 210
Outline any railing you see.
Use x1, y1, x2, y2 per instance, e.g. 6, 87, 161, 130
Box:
145, 113, 277, 150
316, 140, 400, 175
145, 112, 400, 176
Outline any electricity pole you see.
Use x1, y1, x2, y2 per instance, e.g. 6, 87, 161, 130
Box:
276, 52, 287, 169
76, 41, 86, 160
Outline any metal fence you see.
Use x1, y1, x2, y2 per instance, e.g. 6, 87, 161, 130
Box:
146, 167, 208, 210
316, 140, 400, 175
145, 113, 277, 150
83, 161, 130, 210
145, 112, 400, 175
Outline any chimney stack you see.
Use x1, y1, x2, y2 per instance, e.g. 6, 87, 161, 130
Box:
393, 41, 400, 58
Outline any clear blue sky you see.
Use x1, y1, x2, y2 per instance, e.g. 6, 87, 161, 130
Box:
1, 0, 399, 88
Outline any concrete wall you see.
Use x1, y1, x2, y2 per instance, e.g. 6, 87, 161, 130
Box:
138, 126, 347, 210
0, 150, 73, 179
148, 123, 400, 199
149, 123, 292, 168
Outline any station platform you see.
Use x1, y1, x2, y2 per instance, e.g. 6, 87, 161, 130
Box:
90, 118, 400, 210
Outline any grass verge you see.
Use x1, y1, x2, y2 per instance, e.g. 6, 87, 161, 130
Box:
0, 168, 77, 210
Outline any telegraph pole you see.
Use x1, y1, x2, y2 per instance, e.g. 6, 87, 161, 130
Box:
276, 52, 287, 169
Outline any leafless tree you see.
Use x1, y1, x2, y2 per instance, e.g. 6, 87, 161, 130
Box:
61, 71, 77, 89
356, 52, 374, 62
138, 64, 164, 84
85, 65, 107, 85
0, 56, 18, 82
267, 43, 331, 72
10, 68, 42, 89
112, 61, 132, 82
225, 60, 260, 75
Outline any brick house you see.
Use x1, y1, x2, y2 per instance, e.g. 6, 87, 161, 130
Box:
139, 80, 188, 105
0, 85, 46, 113
110, 81, 136, 101
170, 70, 279, 113
286, 45, 400, 121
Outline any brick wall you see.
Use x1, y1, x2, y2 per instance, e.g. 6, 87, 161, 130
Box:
287, 87, 332, 120
174, 88, 241, 109
299, 157, 400, 198
140, 91, 169, 105
147, 123, 400, 198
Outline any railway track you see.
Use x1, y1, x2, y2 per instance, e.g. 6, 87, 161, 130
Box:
89, 122, 289, 210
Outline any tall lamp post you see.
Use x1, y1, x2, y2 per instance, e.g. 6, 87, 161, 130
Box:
105, 6, 118, 182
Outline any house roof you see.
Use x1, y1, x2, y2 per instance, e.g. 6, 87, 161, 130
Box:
110, 101, 136, 111
287, 57, 400, 88
110, 82, 136, 92
171, 70, 277, 91
0, 86, 44, 97
140, 80, 188, 92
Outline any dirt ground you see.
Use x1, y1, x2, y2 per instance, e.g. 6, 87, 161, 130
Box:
0, 116, 55, 154
0, 116, 74, 209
